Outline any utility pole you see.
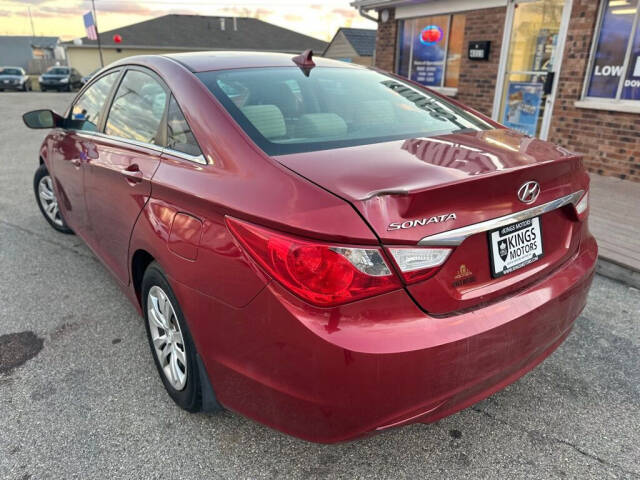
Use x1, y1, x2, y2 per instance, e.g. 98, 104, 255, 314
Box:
91, 0, 104, 68
28, 7, 36, 38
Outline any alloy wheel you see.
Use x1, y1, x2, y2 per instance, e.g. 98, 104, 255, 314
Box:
147, 285, 188, 390
38, 175, 63, 227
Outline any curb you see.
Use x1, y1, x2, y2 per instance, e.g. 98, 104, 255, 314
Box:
596, 257, 640, 289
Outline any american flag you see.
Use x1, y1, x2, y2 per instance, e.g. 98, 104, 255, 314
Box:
83, 12, 98, 40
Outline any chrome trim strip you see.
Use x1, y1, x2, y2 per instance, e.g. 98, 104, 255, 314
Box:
417, 190, 584, 246
74, 131, 207, 164
75, 130, 165, 154
163, 148, 207, 165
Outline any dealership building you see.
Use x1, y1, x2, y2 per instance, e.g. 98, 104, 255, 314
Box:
353, 0, 640, 182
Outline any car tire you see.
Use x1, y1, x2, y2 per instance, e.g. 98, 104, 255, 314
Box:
33, 164, 73, 234
142, 262, 205, 412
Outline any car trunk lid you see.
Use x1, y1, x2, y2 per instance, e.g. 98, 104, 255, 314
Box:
274, 129, 589, 314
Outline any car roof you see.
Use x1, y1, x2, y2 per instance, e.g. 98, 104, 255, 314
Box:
163, 50, 365, 73
1, 66, 24, 71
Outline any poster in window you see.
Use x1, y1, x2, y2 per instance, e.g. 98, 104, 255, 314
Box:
587, 3, 636, 98
502, 82, 543, 137
410, 17, 448, 87
622, 26, 640, 100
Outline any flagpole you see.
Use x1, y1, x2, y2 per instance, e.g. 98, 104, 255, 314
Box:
91, 0, 104, 68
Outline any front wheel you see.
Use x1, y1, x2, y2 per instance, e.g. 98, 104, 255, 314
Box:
142, 262, 205, 412
33, 164, 73, 233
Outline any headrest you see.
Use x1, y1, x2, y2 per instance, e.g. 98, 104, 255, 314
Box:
296, 113, 347, 138
240, 105, 286, 139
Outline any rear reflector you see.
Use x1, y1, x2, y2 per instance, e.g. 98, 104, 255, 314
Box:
226, 217, 401, 306
388, 247, 452, 284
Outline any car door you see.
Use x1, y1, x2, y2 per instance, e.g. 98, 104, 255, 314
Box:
49, 69, 120, 235
84, 67, 167, 284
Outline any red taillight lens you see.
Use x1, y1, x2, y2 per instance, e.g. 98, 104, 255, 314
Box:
226, 217, 401, 306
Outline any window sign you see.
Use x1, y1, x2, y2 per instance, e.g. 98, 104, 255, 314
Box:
585, 1, 640, 101
502, 82, 544, 137
622, 24, 640, 100
397, 14, 466, 89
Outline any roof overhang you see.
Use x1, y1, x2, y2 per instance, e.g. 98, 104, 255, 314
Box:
351, 0, 508, 16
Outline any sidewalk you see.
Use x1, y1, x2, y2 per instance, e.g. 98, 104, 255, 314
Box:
589, 174, 640, 287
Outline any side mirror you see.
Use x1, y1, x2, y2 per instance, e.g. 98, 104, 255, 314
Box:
22, 109, 63, 129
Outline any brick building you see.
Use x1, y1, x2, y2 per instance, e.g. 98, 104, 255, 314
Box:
353, 0, 640, 182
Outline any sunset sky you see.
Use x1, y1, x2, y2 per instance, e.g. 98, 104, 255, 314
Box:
0, 0, 376, 42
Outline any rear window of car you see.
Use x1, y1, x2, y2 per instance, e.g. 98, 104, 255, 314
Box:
47, 67, 69, 75
0, 68, 22, 75
196, 67, 491, 155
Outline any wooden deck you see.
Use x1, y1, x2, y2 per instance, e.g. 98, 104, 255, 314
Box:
589, 174, 640, 272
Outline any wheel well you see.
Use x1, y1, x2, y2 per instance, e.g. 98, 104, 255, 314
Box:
39, 156, 44, 165
131, 249, 155, 305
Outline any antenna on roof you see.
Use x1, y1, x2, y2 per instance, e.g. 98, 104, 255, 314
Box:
292, 49, 315, 77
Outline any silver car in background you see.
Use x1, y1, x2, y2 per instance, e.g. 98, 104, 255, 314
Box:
0, 67, 31, 91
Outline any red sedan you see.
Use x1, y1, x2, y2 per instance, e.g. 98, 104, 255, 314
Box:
23, 51, 596, 443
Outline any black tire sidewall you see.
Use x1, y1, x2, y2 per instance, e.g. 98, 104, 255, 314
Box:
33, 163, 73, 234
141, 262, 201, 412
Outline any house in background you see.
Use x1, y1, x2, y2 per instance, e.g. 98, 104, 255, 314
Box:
323, 28, 376, 65
0, 36, 64, 73
65, 14, 327, 75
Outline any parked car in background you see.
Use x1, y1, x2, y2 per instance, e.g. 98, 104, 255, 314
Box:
22, 52, 596, 443
38, 66, 82, 92
0, 66, 31, 91
81, 68, 100, 86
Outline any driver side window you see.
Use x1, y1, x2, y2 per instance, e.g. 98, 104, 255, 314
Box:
70, 71, 119, 132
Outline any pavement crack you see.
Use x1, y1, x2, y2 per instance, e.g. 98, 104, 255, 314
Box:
0, 219, 96, 261
471, 406, 640, 478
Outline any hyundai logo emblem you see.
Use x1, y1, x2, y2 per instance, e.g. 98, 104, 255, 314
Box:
518, 181, 540, 204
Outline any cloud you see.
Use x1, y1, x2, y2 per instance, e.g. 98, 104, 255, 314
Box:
284, 13, 303, 23
331, 8, 358, 19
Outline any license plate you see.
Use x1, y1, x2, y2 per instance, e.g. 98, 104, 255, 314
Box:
488, 217, 543, 278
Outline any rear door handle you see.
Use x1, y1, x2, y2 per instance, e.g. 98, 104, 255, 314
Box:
122, 163, 143, 184
71, 158, 81, 167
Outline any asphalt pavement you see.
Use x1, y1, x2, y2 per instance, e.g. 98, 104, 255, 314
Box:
1, 92, 639, 479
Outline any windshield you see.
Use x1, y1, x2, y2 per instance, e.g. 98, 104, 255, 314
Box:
47, 67, 69, 75
197, 67, 491, 155
0, 68, 22, 76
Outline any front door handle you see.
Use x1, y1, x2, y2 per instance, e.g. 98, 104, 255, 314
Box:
122, 163, 143, 184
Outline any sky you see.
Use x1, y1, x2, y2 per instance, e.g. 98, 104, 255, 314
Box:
0, 0, 376, 42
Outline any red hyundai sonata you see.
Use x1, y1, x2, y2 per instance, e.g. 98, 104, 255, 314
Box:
24, 51, 596, 442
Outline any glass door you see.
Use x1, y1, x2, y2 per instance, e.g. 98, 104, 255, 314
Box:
497, 0, 567, 139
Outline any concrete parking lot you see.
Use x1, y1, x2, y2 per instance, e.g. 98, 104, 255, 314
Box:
0, 92, 639, 479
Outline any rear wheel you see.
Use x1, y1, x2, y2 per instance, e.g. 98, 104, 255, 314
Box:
142, 262, 203, 412
33, 164, 72, 234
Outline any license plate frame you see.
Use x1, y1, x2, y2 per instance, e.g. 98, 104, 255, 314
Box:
488, 216, 544, 278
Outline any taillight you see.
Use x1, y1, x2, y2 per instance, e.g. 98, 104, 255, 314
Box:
387, 247, 452, 284
574, 191, 589, 220
226, 217, 401, 306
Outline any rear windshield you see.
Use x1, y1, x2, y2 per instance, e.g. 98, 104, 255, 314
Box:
0, 68, 22, 75
197, 67, 491, 155
47, 67, 69, 75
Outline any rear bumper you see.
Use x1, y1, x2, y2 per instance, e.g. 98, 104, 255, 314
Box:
173, 233, 597, 443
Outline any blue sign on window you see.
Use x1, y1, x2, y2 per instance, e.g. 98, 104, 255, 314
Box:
502, 82, 543, 137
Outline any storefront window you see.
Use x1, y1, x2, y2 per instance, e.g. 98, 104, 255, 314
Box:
585, 0, 640, 101
396, 14, 467, 89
